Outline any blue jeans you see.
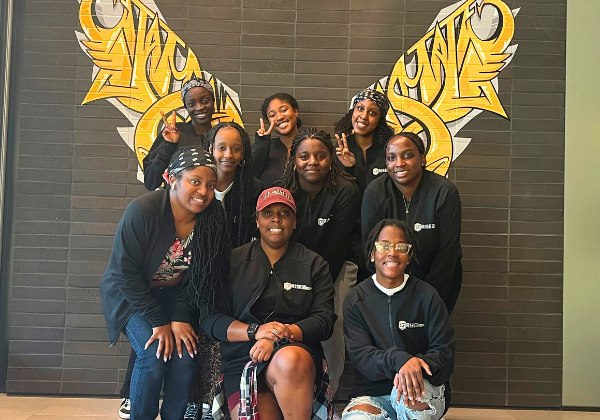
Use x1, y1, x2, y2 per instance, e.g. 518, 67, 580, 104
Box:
125, 312, 196, 420
341, 381, 445, 420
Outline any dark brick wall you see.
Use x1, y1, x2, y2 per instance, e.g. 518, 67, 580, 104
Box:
4, 0, 565, 408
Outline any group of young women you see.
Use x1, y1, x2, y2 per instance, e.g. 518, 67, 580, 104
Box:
100, 76, 462, 420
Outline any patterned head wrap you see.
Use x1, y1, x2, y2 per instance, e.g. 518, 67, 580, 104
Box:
351, 88, 390, 116
167, 146, 217, 178
181, 77, 215, 102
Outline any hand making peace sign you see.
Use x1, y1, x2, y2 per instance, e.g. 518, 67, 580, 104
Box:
160, 110, 181, 144
257, 117, 275, 137
335, 133, 356, 167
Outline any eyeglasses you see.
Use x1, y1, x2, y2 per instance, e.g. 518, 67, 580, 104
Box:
374, 242, 412, 255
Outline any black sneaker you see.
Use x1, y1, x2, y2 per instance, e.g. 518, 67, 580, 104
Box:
184, 402, 201, 420
119, 398, 130, 419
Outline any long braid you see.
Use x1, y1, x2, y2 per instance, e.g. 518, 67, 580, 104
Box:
277, 128, 355, 195
186, 199, 231, 308
203, 122, 255, 248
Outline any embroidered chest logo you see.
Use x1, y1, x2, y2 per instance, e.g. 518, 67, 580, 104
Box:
284, 283, 312, 291
399, 321, 425, 330
372, 168, 387, 176
318, 217, 331, 226
414, 223, 435, 232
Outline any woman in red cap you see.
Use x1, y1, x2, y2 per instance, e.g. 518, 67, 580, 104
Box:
202, 187, 336, 420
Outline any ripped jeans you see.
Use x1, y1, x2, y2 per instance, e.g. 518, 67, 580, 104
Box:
341, 381, 445, 420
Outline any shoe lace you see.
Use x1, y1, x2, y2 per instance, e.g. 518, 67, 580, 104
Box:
185, 402, 200, 419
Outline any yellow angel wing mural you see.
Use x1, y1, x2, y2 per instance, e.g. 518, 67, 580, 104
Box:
364, 0, 518, 175
75, 0, 243, 180
75, 0, 517, 179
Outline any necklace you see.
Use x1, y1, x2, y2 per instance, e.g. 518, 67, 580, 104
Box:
402, 195, 411, 214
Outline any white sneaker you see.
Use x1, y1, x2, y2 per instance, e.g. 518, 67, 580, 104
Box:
119, 398, 130, 419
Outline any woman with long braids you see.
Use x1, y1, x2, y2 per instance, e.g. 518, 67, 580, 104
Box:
361, 133, 462, 313
252, 93, 302, 187
204, 122, 264, 248
101, 147, 230, 420
334, 88, 395, 193
143, 77, 216, 190
276, 128, 360, 394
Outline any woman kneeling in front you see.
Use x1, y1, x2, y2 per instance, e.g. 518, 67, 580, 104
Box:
202, 187, 336, 420
342, 220, 455, 420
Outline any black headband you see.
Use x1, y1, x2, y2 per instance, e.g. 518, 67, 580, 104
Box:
351, 88, 390, 116
167, 146, 217, 178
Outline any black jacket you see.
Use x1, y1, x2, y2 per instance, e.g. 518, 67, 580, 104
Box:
343, 275, 455, 400
335, 134, 387, 193
143, 121, 205, 190
361, 171, 462, 312
201, 241, 336, 375
252, 132, 287, 188
100, 190, 196, 346
220, 176, 265, 248
290, 175, 361, 281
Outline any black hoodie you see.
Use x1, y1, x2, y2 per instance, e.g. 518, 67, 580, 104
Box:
343, 275, 455, 401
361, 171, 463, 312
290, 175, 361, 281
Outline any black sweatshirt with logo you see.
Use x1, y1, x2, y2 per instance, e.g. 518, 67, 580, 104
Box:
252, 133, 288, 188
343, 275, 455, 402
361, 171, 462, 312
289, 175, 361, 281
334, 134, 388, 194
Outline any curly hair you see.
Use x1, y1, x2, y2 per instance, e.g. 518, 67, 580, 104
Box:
334, 105, 395, 151
261, 92, 302, 129
276, 128, 355, 195
202, 122, 255, 248
364, 219, 416, 273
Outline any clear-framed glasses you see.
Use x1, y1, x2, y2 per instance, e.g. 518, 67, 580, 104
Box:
374, 242, 412, 255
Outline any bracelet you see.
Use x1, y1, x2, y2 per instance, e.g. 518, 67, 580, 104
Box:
272, 337, 290, 350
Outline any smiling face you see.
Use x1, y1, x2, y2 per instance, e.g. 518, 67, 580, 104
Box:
386, 135, 426, 191
212, 126, 243, 177
169, 166, 216, 215
184, 86, 215, 126
372, 226, 411, 286
352, 99, 382, 137
266, 98, 299, 136
295, 138, 331, 188
257, 203, 296, 250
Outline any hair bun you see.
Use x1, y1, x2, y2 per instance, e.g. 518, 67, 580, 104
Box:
296, 117, 302, 129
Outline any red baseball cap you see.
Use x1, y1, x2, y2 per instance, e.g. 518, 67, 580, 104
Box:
256, 187, 296, 214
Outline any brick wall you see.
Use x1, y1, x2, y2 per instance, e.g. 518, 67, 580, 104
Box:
3, 0, 565, 407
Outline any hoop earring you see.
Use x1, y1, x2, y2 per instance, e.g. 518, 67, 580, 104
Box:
239, 159, 245, 167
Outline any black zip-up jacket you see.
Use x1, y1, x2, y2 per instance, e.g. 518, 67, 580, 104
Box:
290, 175, 361, 281
252, 132, 287, 187
361, 171, 463, 312
334, 134, 388, 193
100, 190, 196, 346
343, 275, 455, 402
201, 241, 336, 375
143, 121, 205, 190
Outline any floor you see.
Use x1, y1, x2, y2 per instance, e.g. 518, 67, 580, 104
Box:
1, 394, 599, 420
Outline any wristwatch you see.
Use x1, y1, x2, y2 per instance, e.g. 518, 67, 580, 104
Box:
247, 323, 259, 341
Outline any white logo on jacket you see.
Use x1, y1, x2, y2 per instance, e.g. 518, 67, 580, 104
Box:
284, 282, 312, 291
398, 321, 425, 330
414, 223, 435, 232
318, 217, 330, 226
372, 168, 387, 175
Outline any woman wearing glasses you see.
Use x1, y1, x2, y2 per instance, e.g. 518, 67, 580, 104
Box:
360, 133, 462, 313
342, 219, 455, 420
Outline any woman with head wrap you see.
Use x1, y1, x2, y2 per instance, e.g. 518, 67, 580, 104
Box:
101, 147, 230, 420
252, 92, 302, 187
143, 76, 216, 191
334, 88, 395, 193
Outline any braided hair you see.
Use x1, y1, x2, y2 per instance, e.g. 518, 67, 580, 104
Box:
202, 122, 255, 248
334, 103, 395, 151
167, 146, 230, 308
277, 128, 355, 195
